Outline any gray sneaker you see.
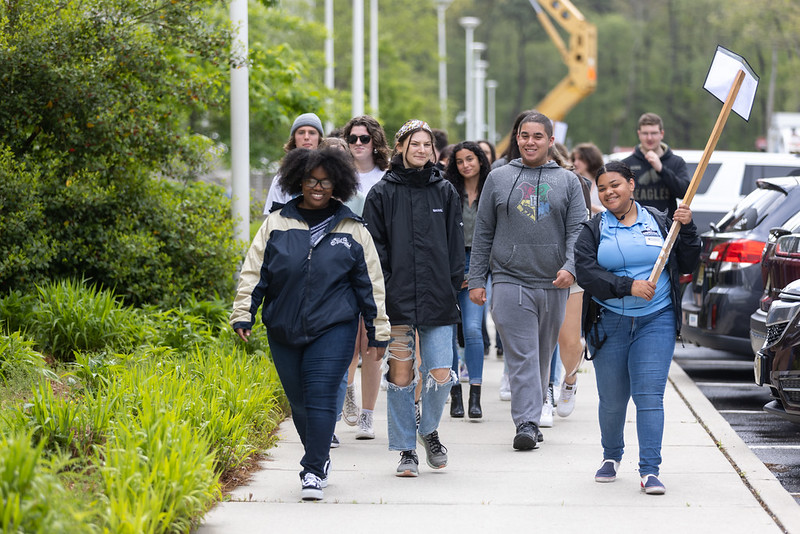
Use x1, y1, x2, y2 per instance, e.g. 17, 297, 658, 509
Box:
513, 421, 539, 450
417, 430, 448, 469
343, 384, 359, 426
355, 411, 375, 439
396, 450, 419, 477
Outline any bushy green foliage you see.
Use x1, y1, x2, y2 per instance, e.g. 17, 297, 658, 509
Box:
0, 431, 91, 533
30, 279, 144, 361
0, 0, 243, 307
0, 331, 57, 385
0, 289, 36, 335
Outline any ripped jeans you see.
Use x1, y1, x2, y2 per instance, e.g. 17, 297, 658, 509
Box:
385, 324, 456, 451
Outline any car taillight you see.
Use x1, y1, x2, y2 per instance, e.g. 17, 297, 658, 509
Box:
708, 239, 765, 264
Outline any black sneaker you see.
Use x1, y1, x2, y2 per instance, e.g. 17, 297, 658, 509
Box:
330, 433, 340, 449
396, 450, 419, 477
415, 401, 421, 429
300, 472, 323, 501
417, 430, 448, 469
513, 421, 539, 450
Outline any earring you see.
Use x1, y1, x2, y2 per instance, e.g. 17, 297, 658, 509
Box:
373, 148, 378, 154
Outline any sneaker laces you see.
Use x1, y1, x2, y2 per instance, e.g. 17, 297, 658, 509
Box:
400, 450, 417, 462
303, 473, 320, 487
423, 431, 447, 454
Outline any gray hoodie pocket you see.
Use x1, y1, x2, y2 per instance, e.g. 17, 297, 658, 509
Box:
499, 244, 565, 281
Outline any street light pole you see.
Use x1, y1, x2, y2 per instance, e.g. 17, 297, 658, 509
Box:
472, 42, 487, 140
324, 0, 334, 133
486, 79, 498, 145
230, 0, 249, 245
437, 0, 452, 130
352, 0, 365, 116
369, 0, 378, 115
459, 16, 480, 140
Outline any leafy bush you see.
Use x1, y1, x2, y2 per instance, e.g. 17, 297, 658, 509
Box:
0, 331, 57, 385
0, 431, 90, 533
0, 289, 36, 335
31, 279, 144, 361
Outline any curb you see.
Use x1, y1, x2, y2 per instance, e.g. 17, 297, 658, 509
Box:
670, 363, 800, 534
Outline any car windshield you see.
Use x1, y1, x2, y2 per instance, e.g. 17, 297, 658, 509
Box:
713, 188, 785, 232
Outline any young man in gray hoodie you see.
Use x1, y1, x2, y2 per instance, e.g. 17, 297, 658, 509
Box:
468, 112, 587, 450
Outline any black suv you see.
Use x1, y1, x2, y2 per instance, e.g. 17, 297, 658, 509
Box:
681, 177, 800, 356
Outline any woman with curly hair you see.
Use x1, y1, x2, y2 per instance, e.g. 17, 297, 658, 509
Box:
444, 141, 491, 419
231, 147, 390, 501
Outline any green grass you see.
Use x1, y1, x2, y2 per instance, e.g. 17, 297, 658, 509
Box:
0, 280, 286, 532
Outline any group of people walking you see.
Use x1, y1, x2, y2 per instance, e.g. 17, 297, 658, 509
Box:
229, 109, 700, 501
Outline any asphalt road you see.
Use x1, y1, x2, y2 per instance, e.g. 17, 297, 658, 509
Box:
674, 343, 800, 504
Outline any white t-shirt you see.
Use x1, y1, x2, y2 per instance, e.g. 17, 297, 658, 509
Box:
263, 172, 293, 214
358, 166, 385, 194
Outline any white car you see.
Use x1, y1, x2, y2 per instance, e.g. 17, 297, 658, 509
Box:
609, 150, 800, 231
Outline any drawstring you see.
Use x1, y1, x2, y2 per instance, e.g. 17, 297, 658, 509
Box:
535, 168, 542, 220
506, 166, 525, 217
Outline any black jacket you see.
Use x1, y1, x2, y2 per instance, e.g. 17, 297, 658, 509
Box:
362, 159, 464, 325
622, 144, 689, 218
575, 205, 700, 338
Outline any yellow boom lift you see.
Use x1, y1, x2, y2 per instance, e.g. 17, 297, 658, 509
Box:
496, 0, 597, 153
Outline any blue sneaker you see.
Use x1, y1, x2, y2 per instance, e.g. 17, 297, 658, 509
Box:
594, 459, 620, 482
300, 472, 323, 501
641, 474, 666, 495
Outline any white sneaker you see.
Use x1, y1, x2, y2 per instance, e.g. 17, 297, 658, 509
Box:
540, 401, 554, 428
557, 378, 577, 418
499, 372, 511, 401
343, 384, 359, 426
459, 362, 469, 383
355, 411, 375, 439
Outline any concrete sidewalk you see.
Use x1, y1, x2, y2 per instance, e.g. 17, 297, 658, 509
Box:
196, 351, 800, 534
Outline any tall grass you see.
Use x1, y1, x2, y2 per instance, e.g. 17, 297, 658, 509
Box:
32, 279, 145, 361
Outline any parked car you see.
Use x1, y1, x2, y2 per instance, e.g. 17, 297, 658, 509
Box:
681, 177, 800, 356
749, 211, 800, 354
754, 277, 800, 425
608, 150, 800, 231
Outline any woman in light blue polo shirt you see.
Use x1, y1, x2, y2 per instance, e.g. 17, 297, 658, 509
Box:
575, 161, 700, 496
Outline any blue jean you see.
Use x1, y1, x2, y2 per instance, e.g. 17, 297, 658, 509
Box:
386, 324, 455, 451
451, 288, 485, 384
589, 305, 674, 477
268, 318, 358, 479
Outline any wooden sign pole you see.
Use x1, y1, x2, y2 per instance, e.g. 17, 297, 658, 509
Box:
648, 68, 746, 283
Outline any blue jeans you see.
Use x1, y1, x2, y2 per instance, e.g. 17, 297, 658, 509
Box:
268, 318, 358, 479
386, 324, 455, 451
589, 305, 674, 477
451, 288, 485, 384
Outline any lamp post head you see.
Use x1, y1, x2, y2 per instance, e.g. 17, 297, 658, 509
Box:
436, 0, 453, 9
472, 42, 487, 54
459, 16, 481, 29
486, 80, 498, 89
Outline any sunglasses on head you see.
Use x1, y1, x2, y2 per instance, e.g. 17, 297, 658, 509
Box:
347, 134, 372, 144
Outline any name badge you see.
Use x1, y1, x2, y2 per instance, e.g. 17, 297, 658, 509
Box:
641, 227, 663, 246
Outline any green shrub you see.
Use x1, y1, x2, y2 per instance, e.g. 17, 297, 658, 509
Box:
31, 279, 144, 361
0, 431, 91, 533
0, 331, 57, 385
0, 289, 37, 335
0, 147, 55, 291
100, 382, 219, 534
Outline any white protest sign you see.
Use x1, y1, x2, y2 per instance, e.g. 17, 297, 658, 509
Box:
703, 45, 759, 121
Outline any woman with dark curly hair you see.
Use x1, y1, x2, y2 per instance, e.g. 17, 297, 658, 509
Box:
444, 141, 491, 419
231, 147, 390, 501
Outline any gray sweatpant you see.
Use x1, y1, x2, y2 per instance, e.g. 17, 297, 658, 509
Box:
491, 283, 568, 427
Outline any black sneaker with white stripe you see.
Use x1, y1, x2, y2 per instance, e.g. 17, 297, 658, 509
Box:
300, 472, 323, 501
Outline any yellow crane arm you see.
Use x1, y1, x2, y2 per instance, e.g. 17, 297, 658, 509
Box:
496, 0, 597, 153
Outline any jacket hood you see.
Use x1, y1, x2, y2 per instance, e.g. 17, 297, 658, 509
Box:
385, 156, 442, 186
632, 143, 672, 160
507, 158, 560, 171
